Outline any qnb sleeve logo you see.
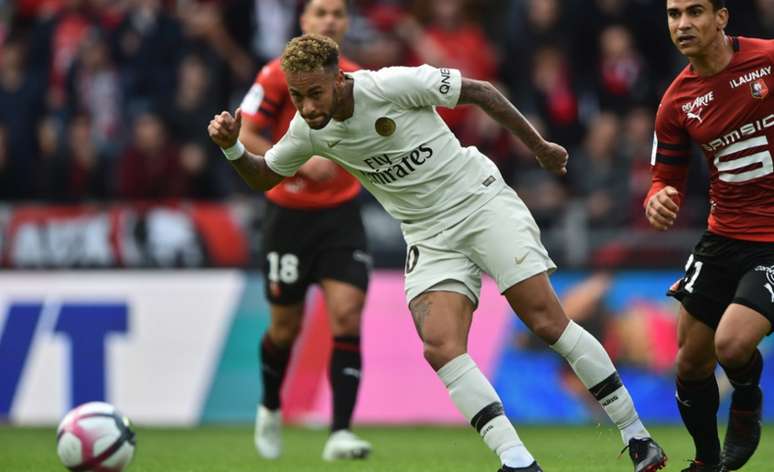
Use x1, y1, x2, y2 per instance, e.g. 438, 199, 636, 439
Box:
0, 302, 128, 416
439, 68, 452, 95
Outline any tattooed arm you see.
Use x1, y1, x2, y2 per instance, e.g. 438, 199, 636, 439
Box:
458, 78, 568, 175
229, 150, 285, 192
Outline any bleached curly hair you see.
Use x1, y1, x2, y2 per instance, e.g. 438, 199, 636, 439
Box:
280, 34, 340, 74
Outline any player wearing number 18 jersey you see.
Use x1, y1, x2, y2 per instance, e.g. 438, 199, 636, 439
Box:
645, 1, 774, 470
237, 0, 371, 462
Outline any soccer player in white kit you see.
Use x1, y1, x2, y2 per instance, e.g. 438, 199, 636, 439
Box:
209, 34, 667, 472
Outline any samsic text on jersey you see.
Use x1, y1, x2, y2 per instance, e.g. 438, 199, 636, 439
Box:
649, 37, 774, 242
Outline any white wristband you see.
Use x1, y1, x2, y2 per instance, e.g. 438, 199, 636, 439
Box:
221, 141, 245, 161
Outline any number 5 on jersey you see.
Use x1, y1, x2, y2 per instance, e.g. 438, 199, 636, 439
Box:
714, 136, 773, 183
267, 252, 300, 284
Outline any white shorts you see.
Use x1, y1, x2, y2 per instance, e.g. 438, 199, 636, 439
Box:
403, 188, 556, 306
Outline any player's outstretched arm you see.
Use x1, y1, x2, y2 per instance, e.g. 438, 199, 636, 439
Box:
238, 112, 333, 182
208, 109, 284, 191
239, 116, 274, 156
458, 78, 568, 175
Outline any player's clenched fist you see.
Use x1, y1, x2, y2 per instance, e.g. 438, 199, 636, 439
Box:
208, 108, 242, 149
645, 186, 680, 231
534, 140, 569, 176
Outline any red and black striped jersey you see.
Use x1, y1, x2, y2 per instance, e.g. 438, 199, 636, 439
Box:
647, 36, 774, 242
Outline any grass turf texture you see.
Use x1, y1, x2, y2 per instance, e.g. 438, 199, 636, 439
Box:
2, 425, 772, 471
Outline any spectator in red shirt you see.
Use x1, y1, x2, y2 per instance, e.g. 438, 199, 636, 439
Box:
397, 0, 498, 134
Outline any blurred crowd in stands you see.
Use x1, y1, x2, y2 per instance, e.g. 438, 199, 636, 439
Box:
0, 0, 772, 232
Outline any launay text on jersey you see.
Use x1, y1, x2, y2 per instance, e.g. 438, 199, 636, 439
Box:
729, 66, 772, 89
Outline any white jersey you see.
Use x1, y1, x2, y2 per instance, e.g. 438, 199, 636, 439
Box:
264, 65, 507, 243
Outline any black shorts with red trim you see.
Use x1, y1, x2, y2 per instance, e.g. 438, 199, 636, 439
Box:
669, 231, 774, 332
260, 198, 370, 305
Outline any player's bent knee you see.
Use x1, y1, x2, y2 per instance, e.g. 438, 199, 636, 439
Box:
525, 312, 567, 345
329, 305, 363, 336
715, 334, 756, 367
268, 319, 303, 346
340, 298, 365, 318
509, 289, 569, 344
676, 349, 715, 380
422, 340, 465, 371
326, 288, 365, 335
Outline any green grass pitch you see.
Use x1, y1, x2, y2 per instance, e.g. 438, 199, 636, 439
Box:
2, 425, 772, 471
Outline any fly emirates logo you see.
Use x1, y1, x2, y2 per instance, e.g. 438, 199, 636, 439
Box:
682, 91, 714, 123
360, 145, 434, 186
729, 65, 771, 89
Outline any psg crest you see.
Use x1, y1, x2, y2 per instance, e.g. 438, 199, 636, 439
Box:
751, 79, 769, 99
375, 117, 396, 136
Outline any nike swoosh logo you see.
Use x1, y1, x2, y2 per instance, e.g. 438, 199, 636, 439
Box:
765, 282, 774, 303
675, 392, 692, 408
515, 254, 528, 264
343, 368, 361, 378
328, 139, 342, 148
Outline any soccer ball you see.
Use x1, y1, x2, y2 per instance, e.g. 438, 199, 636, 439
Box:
56, 402, 136, 471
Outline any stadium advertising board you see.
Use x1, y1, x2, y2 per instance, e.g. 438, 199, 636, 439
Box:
0, 271, 243, 425
206, 271, 774, 425
0, 204, 248, 268
3, 271, 773, 425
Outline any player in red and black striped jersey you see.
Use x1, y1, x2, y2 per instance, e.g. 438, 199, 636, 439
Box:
237, 0, 372, 462
645, 1, 773, 471
647, 38, 774, 242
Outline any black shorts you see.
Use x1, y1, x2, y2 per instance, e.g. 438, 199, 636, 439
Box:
261, 198, 370, 305
669, 231, 774, 332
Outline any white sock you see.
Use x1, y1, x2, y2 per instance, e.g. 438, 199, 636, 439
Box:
437, 354, 535, 467
550, 321, 650, 444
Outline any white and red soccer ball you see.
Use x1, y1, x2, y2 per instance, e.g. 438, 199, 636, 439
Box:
56, 402, 136, 471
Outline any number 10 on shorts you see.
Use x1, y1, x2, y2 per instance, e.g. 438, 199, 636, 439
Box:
267, 252, 300, 284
